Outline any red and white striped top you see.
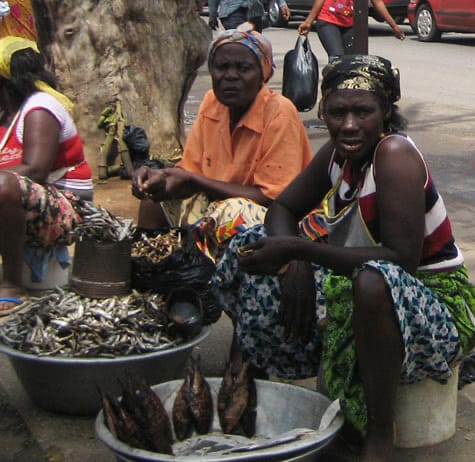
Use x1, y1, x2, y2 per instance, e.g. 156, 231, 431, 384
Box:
328, 133, 463, 272
0, 91, 93, 193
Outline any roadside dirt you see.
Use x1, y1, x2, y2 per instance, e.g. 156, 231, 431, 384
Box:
92, 176, 140, 223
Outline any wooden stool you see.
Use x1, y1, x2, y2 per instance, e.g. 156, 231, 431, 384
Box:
394, 364, 459, 448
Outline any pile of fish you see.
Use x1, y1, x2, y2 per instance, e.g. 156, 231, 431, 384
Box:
131, 229, 181, 263
74, 202, 136, 242
0, 288, 180, 357
101, 355, 258, 455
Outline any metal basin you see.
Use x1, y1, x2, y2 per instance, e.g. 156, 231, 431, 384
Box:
95, 378, 344, 461
0, 327, 210, 415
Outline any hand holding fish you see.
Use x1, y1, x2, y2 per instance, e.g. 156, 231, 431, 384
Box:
132, 166, 196, 202
131, 166, 167, 200
237, 236, 299, 275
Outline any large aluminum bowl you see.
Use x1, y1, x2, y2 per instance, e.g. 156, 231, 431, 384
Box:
95, 378, 344, 462
0, 327, 210, 415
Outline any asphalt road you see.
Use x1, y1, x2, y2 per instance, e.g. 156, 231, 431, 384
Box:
0, 21, 474, 462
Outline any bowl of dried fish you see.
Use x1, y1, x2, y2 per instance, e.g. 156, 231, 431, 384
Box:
0, 288, 211, 415
95, 376, 344, 462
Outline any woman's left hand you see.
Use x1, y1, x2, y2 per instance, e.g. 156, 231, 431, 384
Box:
237, 236, 296, 275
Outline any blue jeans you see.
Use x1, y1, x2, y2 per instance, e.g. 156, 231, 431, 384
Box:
220, 7, 248, 29
316, 20, 353, 58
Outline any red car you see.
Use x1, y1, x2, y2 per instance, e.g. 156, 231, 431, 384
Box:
408, 0, 475, 41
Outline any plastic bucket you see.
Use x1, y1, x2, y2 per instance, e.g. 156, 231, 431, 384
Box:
22, 250, 70, 291
394, 364, 459, 448
71, 239, 132, 298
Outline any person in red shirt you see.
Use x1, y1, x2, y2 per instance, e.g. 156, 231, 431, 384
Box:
298, 0, 405, 57
0, 36, 93, 314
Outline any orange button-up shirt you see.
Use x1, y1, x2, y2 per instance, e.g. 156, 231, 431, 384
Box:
177, 85, 312, 200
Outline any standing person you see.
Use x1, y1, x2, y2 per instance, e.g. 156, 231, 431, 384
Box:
297, 0, 405, 58
209, 0, 290, 32
212, 54, 475, 461
0, 36, 93, 314
131, 29, 312, 262
0, 0, 36, 41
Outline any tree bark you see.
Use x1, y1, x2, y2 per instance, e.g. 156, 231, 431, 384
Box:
31, 0, 212, 174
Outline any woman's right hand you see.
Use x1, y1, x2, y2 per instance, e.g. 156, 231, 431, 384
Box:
298, 20, 312, 35
131, 166, 167, 200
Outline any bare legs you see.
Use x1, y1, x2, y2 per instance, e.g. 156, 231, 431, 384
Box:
0, 172, 27, 311
352, 268, 403, 462
137, 197, 168, 229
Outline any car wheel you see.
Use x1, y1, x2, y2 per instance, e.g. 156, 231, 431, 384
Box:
415, 4, 441, 41
267, 0, 288, 27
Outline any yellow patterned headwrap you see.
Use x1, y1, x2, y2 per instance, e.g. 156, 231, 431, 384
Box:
319, 54, 400, 117
0, 36, 74, 113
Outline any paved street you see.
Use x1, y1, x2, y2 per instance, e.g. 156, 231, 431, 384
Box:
1, 21, 474, 462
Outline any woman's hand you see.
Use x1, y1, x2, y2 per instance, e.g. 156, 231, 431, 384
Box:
237, 236, 297, 275
297, 20, 312, 35
131, 166, 167, 200
132, 166, 196, 202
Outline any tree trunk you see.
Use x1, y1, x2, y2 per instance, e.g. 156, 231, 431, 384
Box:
31, 0, 212, 174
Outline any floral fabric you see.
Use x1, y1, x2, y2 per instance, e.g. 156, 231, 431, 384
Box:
14, 173, 82, 247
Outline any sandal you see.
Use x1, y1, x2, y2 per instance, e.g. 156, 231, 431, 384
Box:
0, 297, 29, 317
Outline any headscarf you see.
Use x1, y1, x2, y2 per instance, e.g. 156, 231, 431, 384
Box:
0, 36, 74, 113
318, 54, 401, 117
207, 29, 275, 83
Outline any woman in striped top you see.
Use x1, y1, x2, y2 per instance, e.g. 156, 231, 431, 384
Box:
212, 54, 475, 462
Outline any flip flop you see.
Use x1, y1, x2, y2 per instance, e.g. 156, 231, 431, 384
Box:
0, 297, 29, 317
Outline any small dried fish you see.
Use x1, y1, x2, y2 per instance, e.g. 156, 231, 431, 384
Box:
0, 288, 183, 358
131, 229, 181, 263
74, 202, 136, 242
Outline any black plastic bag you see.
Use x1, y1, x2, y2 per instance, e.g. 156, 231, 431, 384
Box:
131, 227, 222, 325
282, 36, 319, 112
118, 125, 152, 179
123, 125, 150, 163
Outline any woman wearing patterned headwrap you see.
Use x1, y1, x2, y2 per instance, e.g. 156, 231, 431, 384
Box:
132, 29, 313, 262
0, 36, 93, 315
212, 54, 475, 461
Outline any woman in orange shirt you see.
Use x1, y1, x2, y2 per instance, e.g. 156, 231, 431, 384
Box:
132, 29, 314, 261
